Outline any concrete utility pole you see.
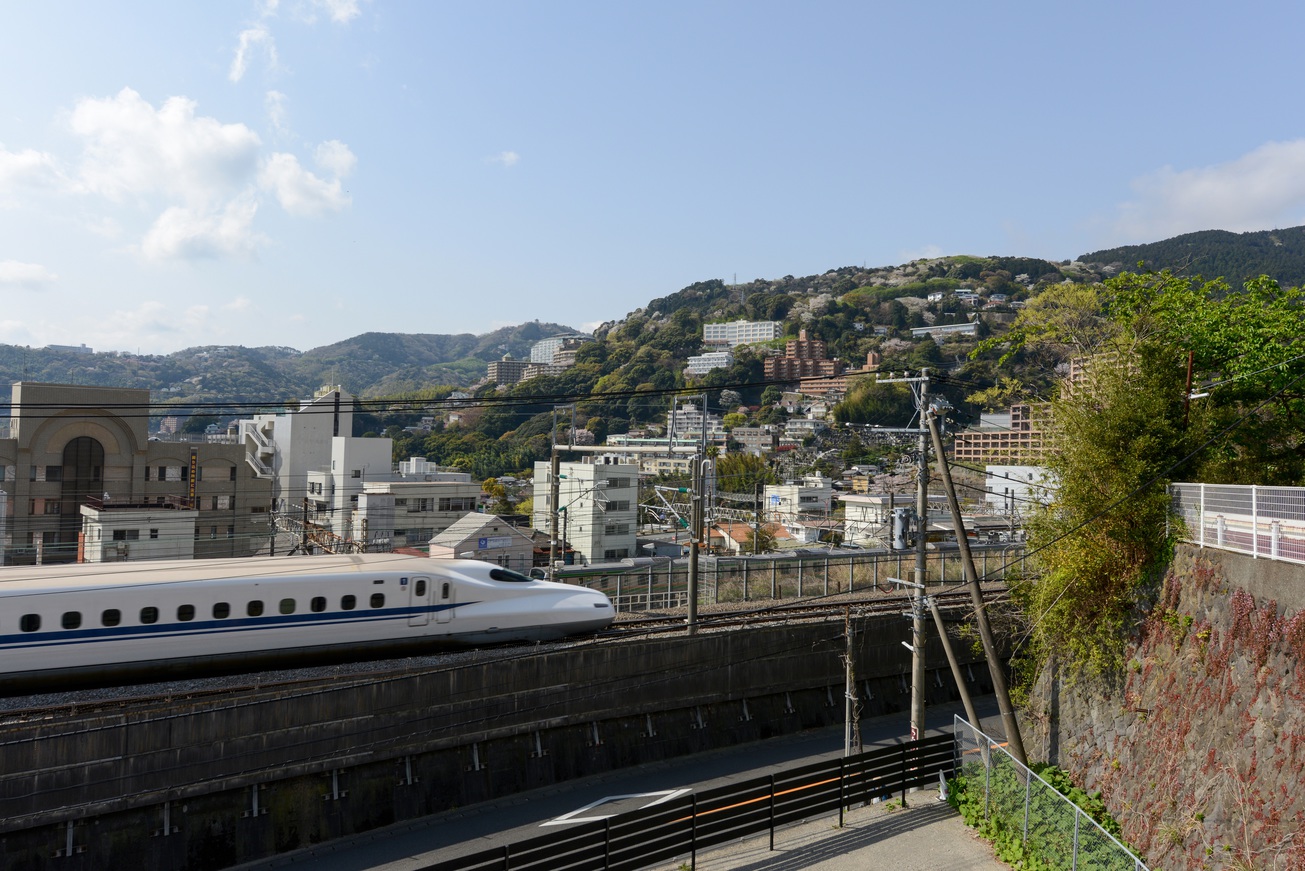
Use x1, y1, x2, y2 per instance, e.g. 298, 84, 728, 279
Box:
911, 369, 929, 741
873, 369, 933, 743
926, 403, 1027, 766
687, 454, 702, 634
548, 447, 561, 578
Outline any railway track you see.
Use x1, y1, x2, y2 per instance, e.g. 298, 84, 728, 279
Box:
0, 586, 1008, 723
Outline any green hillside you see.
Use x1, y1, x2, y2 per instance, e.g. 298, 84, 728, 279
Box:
1080, 225, 1305, 288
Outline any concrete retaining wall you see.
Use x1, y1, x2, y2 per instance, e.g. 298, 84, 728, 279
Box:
0, 612, 994, 870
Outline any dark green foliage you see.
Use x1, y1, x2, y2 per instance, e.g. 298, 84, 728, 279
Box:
1081, 225, 1305, 289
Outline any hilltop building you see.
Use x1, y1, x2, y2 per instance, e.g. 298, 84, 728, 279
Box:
763, 330, 846, 381
703, 320, 780, 347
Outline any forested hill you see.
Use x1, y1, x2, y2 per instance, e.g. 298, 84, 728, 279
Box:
1080, 225, 1305, 288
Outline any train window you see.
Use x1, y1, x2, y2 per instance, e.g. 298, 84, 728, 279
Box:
62, 611, 82, 630
102, 609, 121, 627
177, 604, 195, 622
489, 568, 533, 583
369, 593, 385, 609
247, 600, 264, 617
213, 602, 230, 619
415, 579, 427, 597
441, 582, 450, 600
140, 607, 159, 625
341, 595, 356, 610
20, 614, 40, 632
311, 596, 326, 612
279, 598, 296, 615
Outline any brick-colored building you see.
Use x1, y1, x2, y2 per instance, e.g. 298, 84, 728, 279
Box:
763, 330, 846, 382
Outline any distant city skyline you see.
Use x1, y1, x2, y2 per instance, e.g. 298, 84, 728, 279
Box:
5, 2, 1305, 354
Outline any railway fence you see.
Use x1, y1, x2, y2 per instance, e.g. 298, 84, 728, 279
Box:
559, 546, 1027, 613
1170, 483, 1305, 565
953, 716, 1149, 871
419, 732, 956, 871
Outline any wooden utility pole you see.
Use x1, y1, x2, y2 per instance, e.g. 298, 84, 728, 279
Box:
926, 405, 1027, 766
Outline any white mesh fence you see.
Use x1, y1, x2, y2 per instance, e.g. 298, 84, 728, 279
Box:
953, 716, 1148, 871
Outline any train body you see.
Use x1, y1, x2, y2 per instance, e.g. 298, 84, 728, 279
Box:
0, 553, 615, 694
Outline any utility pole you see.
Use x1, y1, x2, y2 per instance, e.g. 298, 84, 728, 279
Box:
874, 369, 933, 743
926, 402, 1028, 766
911, 369, 929, 741
843, 609, 861, 756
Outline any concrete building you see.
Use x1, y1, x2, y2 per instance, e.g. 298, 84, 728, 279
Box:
952, 404, 1047, 464
910, 321, 979, 341
667, 403, 724, 440
487, 356, 532, 386
80, 501, 199, 562
239, 386, 394, 541
354, 475, 480, 551
530, 334, 592, 364
763, 329, 846, 382
729, 426, 778, 456
685, 350, 733, 376
428, 513, 536, 570
702, 320, 781, 347
532, 459, 638, 564
0, 382, 272, 563
984, 464, 1055, 512
764, 474, 833, 522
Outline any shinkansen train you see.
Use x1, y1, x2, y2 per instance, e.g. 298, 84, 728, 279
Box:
0, 553, 615, 694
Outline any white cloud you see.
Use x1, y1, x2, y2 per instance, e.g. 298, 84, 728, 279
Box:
1113, 140, 1305, 242
70, 88, 262, 207
0, 320, 35, 345
224, 296, 253, 312
230, 25, 278, 83
265, 90, 290, 137
0, 260, 58, 288
316, 0, 361, 24
260, 150, 351, 216
314, 140, 356, 177
140, 197, 264, 260
489, 151, 521, 168
0, 146, 62, 200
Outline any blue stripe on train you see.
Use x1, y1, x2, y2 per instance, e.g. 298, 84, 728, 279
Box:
0, 600, 481, 651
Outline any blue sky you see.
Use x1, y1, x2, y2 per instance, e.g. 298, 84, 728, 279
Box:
4, 2, 1305, 355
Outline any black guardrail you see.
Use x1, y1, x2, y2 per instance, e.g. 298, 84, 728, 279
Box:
420, 732, 955, 871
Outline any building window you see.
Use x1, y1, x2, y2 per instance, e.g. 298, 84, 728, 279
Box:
226, 525, 235, 538
210, 526, 217, 539
603, 548, 630, 560
229, 466, 237, 481
351, 469, 361, 478
150, 529, 159, 539
438, 497, 476, 512
45, 466, 62, 482
44, 500, 61, 516
608, 500, 630, 512
112, 529, 140, 541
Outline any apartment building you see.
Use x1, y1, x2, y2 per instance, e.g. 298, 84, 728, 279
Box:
952, 404, 1048, 464
0, 382, 272, 564
703, 320, 780, 347
532, 459, 639, 564
355, 474, 481, 551
763, 329, 846, 381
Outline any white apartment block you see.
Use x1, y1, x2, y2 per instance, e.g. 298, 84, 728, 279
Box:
685, 350, 733, 376
764, 474, 833, 521
530, 334, 592, 363
355, 478, 481, 551
702, 320, 781, 347
910, 321, 980, 341
984, 465, 1055, 512
532, 459, 638, 564
668, 403, 725, 439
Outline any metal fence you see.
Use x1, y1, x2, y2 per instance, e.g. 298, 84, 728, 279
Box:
419, 732, 956, 871
558, 546, 1027, 612
1170, 483, 1305, 565
953, 716, 1148, 871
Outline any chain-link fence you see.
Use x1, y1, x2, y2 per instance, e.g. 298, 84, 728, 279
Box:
557, 545, 1027, 611
1171, 483, 1305, 564
953, 716, 1148, 871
